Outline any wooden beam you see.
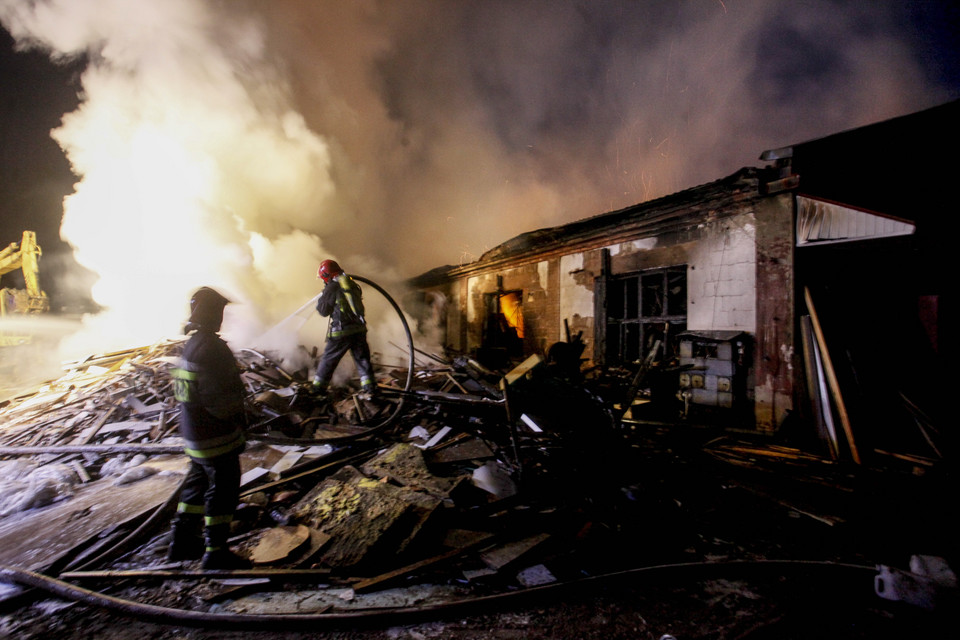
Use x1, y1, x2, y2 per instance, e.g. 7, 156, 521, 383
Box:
803, 287, 860, 464
351, 532, 493, 593
0, 443, 184, 456
59, 568, 332, 581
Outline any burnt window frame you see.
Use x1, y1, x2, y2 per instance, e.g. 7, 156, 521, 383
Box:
605, 265, 687, 366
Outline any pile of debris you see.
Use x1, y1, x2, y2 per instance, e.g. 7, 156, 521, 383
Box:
0, 335, 647, 621
3, 332, 957, 631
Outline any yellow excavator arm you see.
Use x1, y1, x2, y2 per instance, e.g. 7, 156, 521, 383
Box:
0, 230, 50, 316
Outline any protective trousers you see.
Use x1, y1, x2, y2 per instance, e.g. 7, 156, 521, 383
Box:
313, 332, 375, 391
175, 453, 241, 553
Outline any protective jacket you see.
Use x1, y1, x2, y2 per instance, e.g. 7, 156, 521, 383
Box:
172, 329, 246, 461
316, 274, 366, 338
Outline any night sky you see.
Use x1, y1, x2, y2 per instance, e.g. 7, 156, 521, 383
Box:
2, 1, 960, 320
1, 27, 90, 310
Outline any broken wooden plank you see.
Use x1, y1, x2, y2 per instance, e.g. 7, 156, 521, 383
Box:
0, 443, 183, 456
74, 405, 118, 446
240, 467, 271, 488
57, 568, 333, 581
68, 460, 91, 483
800, 315, 838, 459
444, 373, 468, 394
616, 339, 661, 421
352, 531, 494, 593
148, 410, 167, 440
294, 528, 333, 568
237, 450, 378, 499
12, 389, 71, 412
498, 378, 523, 475
414, 426, 452, 450
97, 420, 155, 434
480, 533, 550, 571
804, 287, 860, 464
248, 525, 312, 564
519, 414, 544, 433
730, 480, 843, 527
0, 457, 187, 572
426, 437, 495, 464
874, 449, 937, 467
123, 395, 151, 415
269, 450, 304, 477
503, 354, 543, 386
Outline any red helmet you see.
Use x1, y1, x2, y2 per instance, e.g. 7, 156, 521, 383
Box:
317, 259, 343, 283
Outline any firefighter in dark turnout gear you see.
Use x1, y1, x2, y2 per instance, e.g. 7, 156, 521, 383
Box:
312, 259, 377, 397
168, 287, 250, 569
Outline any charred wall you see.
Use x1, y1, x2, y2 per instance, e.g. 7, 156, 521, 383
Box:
408, 170, 800, 432
754, 193, 796, 431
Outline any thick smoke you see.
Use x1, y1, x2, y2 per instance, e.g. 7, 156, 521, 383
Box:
257, 0, 949, 270
0, 0, 953, 360
1, 0, 343, 356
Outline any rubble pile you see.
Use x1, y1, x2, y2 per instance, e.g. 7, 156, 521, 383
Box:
0, 337, 644, 618
0, 341, 184, 453
2, 335, 956, 632
0, 341, 186, 522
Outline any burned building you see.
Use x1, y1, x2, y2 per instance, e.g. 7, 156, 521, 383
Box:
409, 101, 951, 442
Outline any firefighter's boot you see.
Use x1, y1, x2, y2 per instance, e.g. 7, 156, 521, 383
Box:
166, 514, 204, 562
201, 523, 251, 570
308, 380, 328, 401
358, 382, 378, 402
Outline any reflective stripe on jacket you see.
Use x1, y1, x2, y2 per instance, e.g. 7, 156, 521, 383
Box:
173, 329, 246, 460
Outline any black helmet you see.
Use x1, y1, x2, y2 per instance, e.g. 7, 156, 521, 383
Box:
187, 286, 230, 332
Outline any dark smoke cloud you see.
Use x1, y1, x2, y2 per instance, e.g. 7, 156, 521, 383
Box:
251, 0, 956, 273
2, 0, 957, 325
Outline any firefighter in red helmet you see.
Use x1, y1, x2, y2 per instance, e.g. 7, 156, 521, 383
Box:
312, 260, 377, 398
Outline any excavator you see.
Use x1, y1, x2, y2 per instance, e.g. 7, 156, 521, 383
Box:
0, 230, 50, 347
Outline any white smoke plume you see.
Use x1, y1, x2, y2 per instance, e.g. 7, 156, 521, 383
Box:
0, 0, 345, 357
0, 0, 953, 362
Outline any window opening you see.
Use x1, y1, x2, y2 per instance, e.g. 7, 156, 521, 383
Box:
606, 266, 686, 366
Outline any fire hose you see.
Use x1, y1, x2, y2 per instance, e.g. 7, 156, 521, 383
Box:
0, 560, 877, 630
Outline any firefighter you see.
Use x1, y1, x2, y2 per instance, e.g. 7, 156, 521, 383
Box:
311, 259, 377, 398
168, 287, 250, 570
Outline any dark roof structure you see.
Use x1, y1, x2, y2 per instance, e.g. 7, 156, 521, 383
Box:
410, 99, 958, 289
